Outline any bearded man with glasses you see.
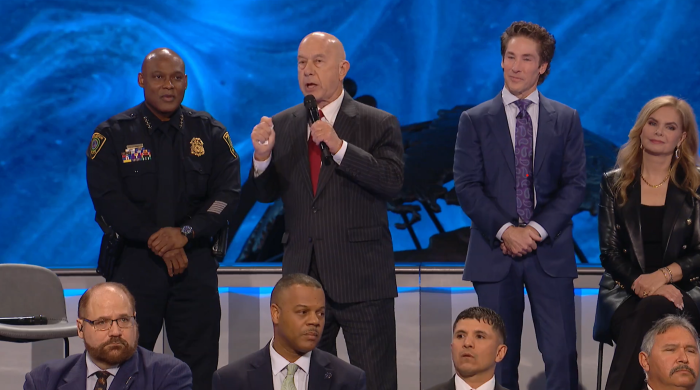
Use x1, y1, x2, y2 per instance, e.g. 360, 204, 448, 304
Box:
23, 282, 192, 390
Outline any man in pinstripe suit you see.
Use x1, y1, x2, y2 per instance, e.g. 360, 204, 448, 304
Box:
249, 32, 404, 390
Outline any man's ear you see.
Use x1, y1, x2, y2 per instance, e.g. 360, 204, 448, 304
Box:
495, 344, 508, 363
77, 319, 85, 340
271, 304, 281, 325
639, 351, 651, 373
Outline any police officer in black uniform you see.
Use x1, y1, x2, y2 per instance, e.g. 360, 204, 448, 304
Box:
86, 48, 240, 390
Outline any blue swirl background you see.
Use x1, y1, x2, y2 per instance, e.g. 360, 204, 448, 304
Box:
1, 0, 699, 267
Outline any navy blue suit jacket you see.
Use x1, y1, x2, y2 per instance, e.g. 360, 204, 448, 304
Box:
454, 93, 586, 281
212, 343, 366, 390
23, 346, 192, 390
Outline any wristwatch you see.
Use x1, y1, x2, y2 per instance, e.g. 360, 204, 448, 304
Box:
180, 225, 194, 240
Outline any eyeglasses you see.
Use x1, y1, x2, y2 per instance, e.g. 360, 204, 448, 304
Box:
80, 316, 135, 331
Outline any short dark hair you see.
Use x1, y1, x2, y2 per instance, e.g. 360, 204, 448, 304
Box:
270, 273, 323, 306
453, 307, 507, 343
78, 282, 136, 318
500, 21, 556, 85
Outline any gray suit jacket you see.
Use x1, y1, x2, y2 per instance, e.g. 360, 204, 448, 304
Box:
427, 375, 508, 390
250, 93, 404, 303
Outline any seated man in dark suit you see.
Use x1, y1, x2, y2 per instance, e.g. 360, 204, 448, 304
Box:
429, 307, 509, 390
639, 315, 700, 390
24, 282, 192, 390
213, 273, 366, 390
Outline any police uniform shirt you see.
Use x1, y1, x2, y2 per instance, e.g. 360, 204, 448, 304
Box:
86, 102, 241, 242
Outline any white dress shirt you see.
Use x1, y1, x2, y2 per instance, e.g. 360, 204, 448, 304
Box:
455, 374, 496, 390
253, 90, 348, 177
270, 338, 312, 390
495, 86, 549, 241
85, 353, 120, 390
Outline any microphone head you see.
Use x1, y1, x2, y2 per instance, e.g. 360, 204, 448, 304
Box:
303, 94, 317, 109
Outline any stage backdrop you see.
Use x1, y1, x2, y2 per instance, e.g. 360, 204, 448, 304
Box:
1, 0, 699, 268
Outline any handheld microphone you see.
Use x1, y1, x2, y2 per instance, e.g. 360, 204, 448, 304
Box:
304, 94, 333, 166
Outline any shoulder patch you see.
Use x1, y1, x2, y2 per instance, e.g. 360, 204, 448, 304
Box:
87, 133, 107, 160
222, 132, 238, 159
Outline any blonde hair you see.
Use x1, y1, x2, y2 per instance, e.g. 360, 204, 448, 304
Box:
614, 96, 700, 204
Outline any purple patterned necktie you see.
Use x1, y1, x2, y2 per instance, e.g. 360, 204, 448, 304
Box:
514, 99, 534, 224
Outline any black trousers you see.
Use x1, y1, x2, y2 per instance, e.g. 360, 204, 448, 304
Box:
606, 292, 700, 390
112, 244, 220, 390
309, 253, 398, 390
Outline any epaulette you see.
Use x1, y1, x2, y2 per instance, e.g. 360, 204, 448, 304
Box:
111, 105, 142, 122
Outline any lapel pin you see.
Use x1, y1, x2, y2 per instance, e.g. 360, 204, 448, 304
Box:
325, 372, 332, 379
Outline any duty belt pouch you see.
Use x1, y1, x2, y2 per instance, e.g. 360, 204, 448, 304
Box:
212, 221, 229, 262
95, 214, 124, 280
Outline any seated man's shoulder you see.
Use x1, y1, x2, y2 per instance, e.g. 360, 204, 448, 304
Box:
213, 349, 263, 382
24, 354, 84, 388
314, 349, 365, 378
138, 346, 189, 373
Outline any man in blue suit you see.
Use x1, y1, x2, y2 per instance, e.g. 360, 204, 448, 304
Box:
212, 273, 366, 390
454, 21, 586, 390
24, 282, 191, 390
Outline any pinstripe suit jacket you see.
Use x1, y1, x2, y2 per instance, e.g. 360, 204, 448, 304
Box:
250, 93, 404, 303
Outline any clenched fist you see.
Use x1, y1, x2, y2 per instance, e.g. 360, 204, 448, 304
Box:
251, 116, 275, 161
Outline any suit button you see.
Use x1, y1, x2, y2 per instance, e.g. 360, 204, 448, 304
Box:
688, 219, 692, 226
683, 245, 688, 250
312, 207, 317, 213
623, 249, 627, 254
615, 224, 621, 229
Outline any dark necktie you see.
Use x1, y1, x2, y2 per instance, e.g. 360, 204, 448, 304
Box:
308, 109, 324, 195
156, 123, 175, 227
93, 370, 110, 390
514, 99, 534, 223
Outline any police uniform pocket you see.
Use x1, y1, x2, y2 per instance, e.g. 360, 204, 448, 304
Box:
183, 158, 210, 199
120, 163, 156, 203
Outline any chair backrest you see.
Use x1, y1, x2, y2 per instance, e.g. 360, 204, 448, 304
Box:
0, 264, 68, 322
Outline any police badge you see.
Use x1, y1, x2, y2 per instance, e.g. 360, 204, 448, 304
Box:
87, 133, 106, 160
190, 137, 205, 157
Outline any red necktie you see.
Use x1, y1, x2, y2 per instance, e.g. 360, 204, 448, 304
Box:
308, 109, 324, 195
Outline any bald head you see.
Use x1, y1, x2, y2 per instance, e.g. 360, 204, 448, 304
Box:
300, 32, 346, 62
78, 282, 136, 319
297, 32, 350, 108
138, 47, 188, 121
141, 48, 185, 73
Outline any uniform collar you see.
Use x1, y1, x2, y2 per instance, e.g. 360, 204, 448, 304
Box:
139, 102, 184, 135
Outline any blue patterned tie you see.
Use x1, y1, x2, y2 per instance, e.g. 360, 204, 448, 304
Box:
514, 99, 534, 223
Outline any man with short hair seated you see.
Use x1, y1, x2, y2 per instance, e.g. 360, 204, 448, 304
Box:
639, 314, 700, 390
429, 307, 509, 390
212, 273, 366, 390
24, 282, 192, 390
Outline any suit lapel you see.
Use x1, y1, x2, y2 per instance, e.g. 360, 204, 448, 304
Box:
314, 94, 357, 200
486, 95, 515, 179
292, 106, 315, 198
662, 180, 687, 263
308, 349, 332, 390
109, 349, 139, 390
248, 344, 275, 390
57, 353, 88, 390
534, 93, 556, 176
622, 177, 645, 271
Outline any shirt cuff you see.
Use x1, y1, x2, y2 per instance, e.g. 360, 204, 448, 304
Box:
528, 221, 549, 240
496, 223, 514, 241
332, 141, 348, 165
253, 154, 272, 177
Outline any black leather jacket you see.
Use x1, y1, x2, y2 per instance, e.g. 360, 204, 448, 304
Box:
594, 168, 700, 344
